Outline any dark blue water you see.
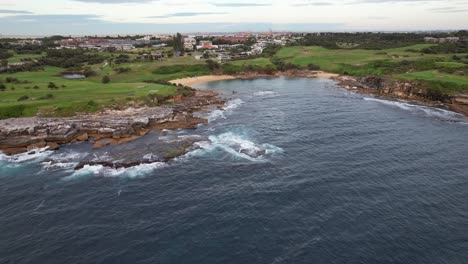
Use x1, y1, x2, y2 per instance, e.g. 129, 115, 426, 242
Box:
1, 78, 468, 264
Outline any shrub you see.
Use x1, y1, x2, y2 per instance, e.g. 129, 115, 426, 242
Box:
307, 63, 321, 71
5, 77, 18, 83
48, 82, 58, 89
0, 83, 5, 91
17, 95, 29, 101
87, 100, 98, 107
206, 60, 221, 71
39, 94, 55, 100
33, 85, 39, 89
0, 105, 26, 119
114, 67, 131, 74
102, 75, 111, 84
83, 68, 97, 77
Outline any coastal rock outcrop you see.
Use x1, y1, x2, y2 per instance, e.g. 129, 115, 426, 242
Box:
0, 90, 224, 155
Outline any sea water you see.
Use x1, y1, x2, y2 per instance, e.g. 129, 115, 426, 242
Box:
1, 78, 467, 264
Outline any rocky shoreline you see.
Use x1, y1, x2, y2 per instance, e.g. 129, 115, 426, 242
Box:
332, 75, 468, 116
0, 90, 225, 155
172, 71, 468, 117
1, 72, 467, 157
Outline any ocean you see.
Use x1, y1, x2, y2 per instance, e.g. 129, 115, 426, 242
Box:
1, 78, 467, 264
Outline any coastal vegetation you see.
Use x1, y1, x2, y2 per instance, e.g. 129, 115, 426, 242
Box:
0, 32, 467, 119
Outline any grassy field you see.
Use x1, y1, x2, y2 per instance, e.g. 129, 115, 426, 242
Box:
0, 57, 189, 118
1, 43, 467, 118
399, 70, 468, 85
275, 44, 468, 93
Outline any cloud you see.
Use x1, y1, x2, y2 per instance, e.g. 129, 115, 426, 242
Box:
0, 9, 33, 14
351, 0, 438, 3
71, 0, 155, 3
367, 15, 390, 19
292, 2, 333, 6
149, 12, 228, 18
428, 6, 468, 13
6, 14, 101, 22
210, 3, 271, 7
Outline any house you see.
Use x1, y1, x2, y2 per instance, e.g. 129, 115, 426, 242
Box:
196, 40, 218, 50
424, 37, 460, 43
217, 53, 232, 62
184, 42, 194, 51
424, 37, 438, 43
152, 43, 167, 49
151, 52, 164, 60
445, 37, 460, 42
213, 36, 247, 43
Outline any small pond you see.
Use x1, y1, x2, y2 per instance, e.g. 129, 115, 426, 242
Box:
62, 74, 86, 79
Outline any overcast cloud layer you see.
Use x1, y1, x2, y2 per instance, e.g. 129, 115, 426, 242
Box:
0, 0, 466, 35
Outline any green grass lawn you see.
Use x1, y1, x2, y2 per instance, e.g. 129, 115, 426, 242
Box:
0, 51, 216, 118
6, 51, 45, 63
399, 70, 468, 86
1, 44, 467, 119
230, 58, 274, 67
276, 45, 468, 91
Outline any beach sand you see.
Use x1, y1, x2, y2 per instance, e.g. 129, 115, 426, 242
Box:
169, 75, 236, 87
169, 72, 339, 87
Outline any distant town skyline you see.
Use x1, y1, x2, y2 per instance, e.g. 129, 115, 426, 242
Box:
0, 0, 467, 35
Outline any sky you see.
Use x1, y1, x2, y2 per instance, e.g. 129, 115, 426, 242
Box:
0, 0, 467, 35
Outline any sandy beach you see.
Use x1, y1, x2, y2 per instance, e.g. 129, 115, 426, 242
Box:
170, 72, 340, 87
313, 71, 340, 78
169, 75, 236, 87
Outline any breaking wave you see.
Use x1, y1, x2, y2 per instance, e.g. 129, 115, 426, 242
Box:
64, 161, 167, 180
206, 98, 244, 122
188, 132, 283, 162
364, 97, 468, 123
253, 91, 278, 97
0, 147, 53, 163
41, 151, 87, 171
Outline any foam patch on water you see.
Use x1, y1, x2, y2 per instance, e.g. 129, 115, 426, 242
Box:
364, 97, 468, 122
64, 161, 167, 180
253, 91, 278, 97
0, 147, 53, 163
224, 98, 244, 111
41, 151, 87, 171
188, 132, 283, 162
206, 98, 244, 122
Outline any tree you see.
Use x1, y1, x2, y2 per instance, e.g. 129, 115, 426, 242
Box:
206, 59, 220, 71
0, 59, 7, 67
0, 83, 5, 91
172, 32, 184, 56
102, 75, 110, 84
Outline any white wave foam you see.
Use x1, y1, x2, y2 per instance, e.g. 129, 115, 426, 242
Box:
189, 132, 283, 162
65, 161, 167, 180
253, 91, 278, 97
364, 97, 466, 121
205, 99, 243, 122
224, 98, 244, 111
207, 109, 226, 122
0, 147, 53, 163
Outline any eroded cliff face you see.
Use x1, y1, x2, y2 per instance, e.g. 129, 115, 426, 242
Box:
335, 76, 468, 116
0, 90, 224, 155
